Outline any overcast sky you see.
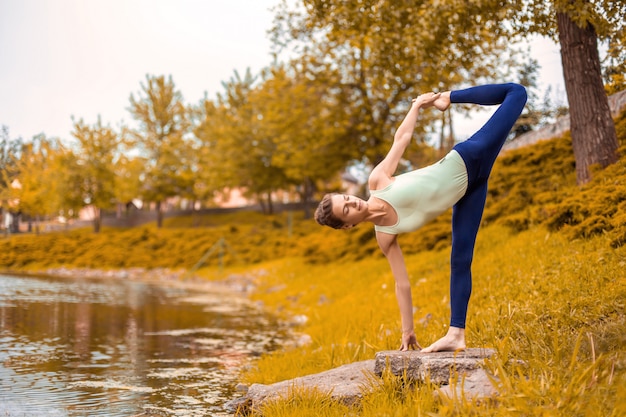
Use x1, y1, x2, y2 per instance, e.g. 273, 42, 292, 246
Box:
0, 0, 566, 142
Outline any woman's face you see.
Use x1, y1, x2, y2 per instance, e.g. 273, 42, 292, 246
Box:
330, 194, 367, 229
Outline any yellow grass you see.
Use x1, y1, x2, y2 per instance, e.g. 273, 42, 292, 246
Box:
229, 225, 625, 416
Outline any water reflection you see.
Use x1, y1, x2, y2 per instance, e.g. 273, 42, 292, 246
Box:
0, 273, 285, 416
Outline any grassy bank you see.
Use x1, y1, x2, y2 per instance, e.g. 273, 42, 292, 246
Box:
1, 112, 625, 415
232, 225, 625, 416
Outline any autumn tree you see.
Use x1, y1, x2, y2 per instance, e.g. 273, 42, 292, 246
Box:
254, 65, 353, 216
270, 0, 521, 169
513, 0, 625, 184
198, 69, 288, 214
113, 153, 145, 217
192, 98, 224, 207
0, 126, 21, 183
3, 135, 61, 233
53, 144, 85, 223
128, 75, 194, 227
511, 59, 543, 138
71, 117, 122, 232
0, 126, 22, 231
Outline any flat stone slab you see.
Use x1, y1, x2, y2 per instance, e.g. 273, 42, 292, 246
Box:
225, 360, 377, 414
227, 349, 498, 414
374, 348, 496, 385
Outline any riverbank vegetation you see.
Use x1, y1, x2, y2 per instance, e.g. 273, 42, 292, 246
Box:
1, 112, 625, 416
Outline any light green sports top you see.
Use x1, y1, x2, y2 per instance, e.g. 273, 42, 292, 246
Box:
372, 150, 468, 235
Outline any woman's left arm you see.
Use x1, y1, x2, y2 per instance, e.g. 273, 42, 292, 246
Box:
377, 231, 421, 350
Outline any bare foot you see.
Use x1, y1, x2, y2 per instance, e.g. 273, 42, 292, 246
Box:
433, 91, 451, 112
421, 326, 466, 353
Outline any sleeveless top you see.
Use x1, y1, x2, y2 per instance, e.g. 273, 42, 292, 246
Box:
372, 150, 468, 235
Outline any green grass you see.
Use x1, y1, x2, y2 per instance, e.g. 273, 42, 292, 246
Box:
1, 111, 625, 415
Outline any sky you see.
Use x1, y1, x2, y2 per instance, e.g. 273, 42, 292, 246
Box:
0, 0, 566, 143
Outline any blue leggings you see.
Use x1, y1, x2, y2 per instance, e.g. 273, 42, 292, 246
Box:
448, 83, 527, 328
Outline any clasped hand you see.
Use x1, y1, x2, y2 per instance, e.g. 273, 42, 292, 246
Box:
411, 92, 441, 108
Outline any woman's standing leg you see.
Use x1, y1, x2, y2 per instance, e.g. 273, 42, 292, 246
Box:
421, 182, 487, 353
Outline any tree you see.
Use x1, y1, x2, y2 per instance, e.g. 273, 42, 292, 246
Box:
513, 0, 625, 184
197, 69, 289, 214
71, 117, 122, 232
128, 75, 194, 227
0, 126, 22, 230
113, 153, 145, 217
53, 144, 84, 223
254, 65, 353, 216
270, 0, 521, 168
192, 98, 225, 207
511, 59, 542, 138
4, 135, 60, 233
0, 126, 21, 183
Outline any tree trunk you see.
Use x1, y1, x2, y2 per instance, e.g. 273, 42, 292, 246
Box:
93, 207, 101, 233
301, 177, 314, 219
9, 211, 20, 233
556, 9, 619, 185
438, 111, 456, 157
156, 201, 163, 228
266, 191, 274, 215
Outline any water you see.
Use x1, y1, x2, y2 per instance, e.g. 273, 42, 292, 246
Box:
0, 273, 286, 416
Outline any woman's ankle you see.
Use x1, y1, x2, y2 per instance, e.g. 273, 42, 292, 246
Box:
447, 326, 465, 339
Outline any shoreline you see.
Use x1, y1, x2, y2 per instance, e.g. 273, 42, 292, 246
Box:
0, 266, 259, 297
1, 265, 312, 347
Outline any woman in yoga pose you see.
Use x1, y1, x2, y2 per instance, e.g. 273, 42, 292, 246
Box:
315, 83, 527, 352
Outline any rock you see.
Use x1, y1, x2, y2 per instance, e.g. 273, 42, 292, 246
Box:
375, 348, 498, 402
225, 360, 377, 414
435, 368, 498, 400
226, 349, 499, 415
235, 383, 249, 393
374, 348, 496, 385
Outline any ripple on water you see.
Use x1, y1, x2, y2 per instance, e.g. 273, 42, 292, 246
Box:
68, 380, 155, 393
0, 398, 67, 417
147, 367, 207, 379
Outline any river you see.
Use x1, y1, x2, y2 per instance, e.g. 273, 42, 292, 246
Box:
0, 273, 286, 416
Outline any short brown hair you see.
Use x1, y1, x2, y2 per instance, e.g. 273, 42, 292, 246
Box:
314, 193, 344, 229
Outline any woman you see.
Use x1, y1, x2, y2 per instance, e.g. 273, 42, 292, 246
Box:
315, 83, 527, 352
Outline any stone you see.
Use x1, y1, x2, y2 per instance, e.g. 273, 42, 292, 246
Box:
435, 368, 498, 401
227, 348, 499, 414
234, 383, 249, 393
374, 348, 495, 385
225, 359, 377, 415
